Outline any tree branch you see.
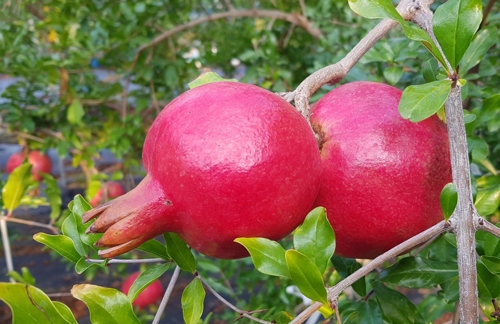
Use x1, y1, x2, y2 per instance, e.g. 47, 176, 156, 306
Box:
153, 265, 181, 324
132, 9, 321, 64
477, 218, 500, 239
291, 221, 450, 323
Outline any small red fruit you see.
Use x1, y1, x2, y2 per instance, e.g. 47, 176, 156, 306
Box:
311, 81, 452, 259
89, 182, 126, 207
121, 271, 163, 309
6, 150, 52, 181
83, 82, 322, 259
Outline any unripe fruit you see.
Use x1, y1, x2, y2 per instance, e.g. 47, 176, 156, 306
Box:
311, 81, 452, 259
6, 151, 53, 181
121, 272, 163, 309
84, 82, 322, 259
89, 181, 126, 207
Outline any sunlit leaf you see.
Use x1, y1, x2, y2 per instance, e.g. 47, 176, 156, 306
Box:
440, 183, 458, 221
475, 185, 500, 216
285, 250, 327, 304
235, 237, 290, 278
181, 278, 205, 324
2, 163, 32, 216
136, 238, 171, 260
33, 233, 81, 263
127, 263, 169, 302
67, 99, 84, 125
188, 71, 237, 89
71, 284, 141, 324
399, 80, 452, 122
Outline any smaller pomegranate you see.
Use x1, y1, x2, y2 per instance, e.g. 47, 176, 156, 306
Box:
6, 151, 52, 181
121, 271, 163, 309
89, 181, 125, 207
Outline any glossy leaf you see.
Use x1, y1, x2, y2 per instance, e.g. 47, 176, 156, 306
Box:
373, 281, 426, 324
481, 256, 500, 274
127, 263, 170, 302
285, 250, 327, 304
188, 71, 237, 89
423, 59, 439, 82
477, 261, 500, 305
331, 256, 366, 296
7, 267, 36, 286
75, 257, 106, 274
136, 238, 171, 260
357, 299, 383, 323
71, 284, 141, 324
235, 237, 290, 278
475, 185, 500, 216
348, 0, 446, 68
71, 195, 101, 247
379, 257, 458, 288
67, 99, 84, 125
476, 225, 500, 257
181, 278, 205, 324
71, 194, 92, 218
441, 276, 459, 303
2, 163, 32, 216
33, 233, 81, 263
164, 232, 196, 272
399, 80, 452, 122
41, 173, 61, 221
61, 212, 87, 256
460, 26, 499, 74
440, 183, 458, 221
0, 282, 77, 324
293, 207, 335, 273
433, 0, 483, 69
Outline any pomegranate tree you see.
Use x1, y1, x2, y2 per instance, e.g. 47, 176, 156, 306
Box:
311, 82, 452, 259
83, 82, 322, 259
6, 150, 53, 181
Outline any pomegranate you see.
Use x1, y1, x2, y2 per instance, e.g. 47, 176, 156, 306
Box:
83, 82, 322, 259
311, 81, 452, 259
121, 271, 163, 309
6, 150, 52, 181
89, 181, 126, 207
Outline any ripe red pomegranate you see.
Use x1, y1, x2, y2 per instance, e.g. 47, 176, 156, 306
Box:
6, 150, 52, 181
83, 82, 322, 259
121, 271, 163, 309
89, 181, 126, 207
311, 81, 452, 259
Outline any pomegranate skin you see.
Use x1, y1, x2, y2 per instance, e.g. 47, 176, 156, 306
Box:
84, 82, 322, 259
311, 82, 452, 259
121, 271, 163, 309
7, 151, 52, 181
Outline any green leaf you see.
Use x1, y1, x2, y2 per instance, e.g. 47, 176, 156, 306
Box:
468, 136, 489, 161
460, 26, 499, 74
71, 284, 141, 324
399, 80, 452, 122
347, 0, 446, 68
379, 257, 458, 288
265, 311, 294, 324
477, 261, 500, 305
70, 195, 101, 247
423, 59, 439, 82
181, 278, 206, 324
33, 233, 81, 263
41, 173, 61, 221
67, 99, 84, 125
75, 257, 106, 274
440, 183, 458, 221
481, 256, 500, 274
7, 267, 36, 285
0, 282, 78, 324
293, 207, 335, 274
285, 250, 327, 304
127, 263, 170, 302
475, 185, 500, 216
136, 238, 171, 260
71, 194, 92, 218
61, 212, 87, 256
331, 256, 366, 297
383, 66, 403, 85
188, 71, 237, 89
357, 299, 383, 324
2, 163, 32, 216
235, 237, 290, 278
373, 281, 426, 324
440, 276, 459, 303
476, 225, 500, 257
164, 233, 196, 272
433, 0, 483, 69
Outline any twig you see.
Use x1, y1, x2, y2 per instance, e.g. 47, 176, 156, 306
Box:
0, 215, 59, 233
132, 9, 321, 67
477, 218, 500, 239
290, 221, 449, 323
152, 265, 181, 324
197, 274, 272, 324
292, 0, 432, 120
481, 0, 496, 28
445, 86, 479, 324
1, 216, 14, 283
86, 258, 166, 264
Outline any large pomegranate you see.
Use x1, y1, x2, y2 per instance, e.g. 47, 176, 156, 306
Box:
83, 82, 322, 259
89, 181, 126, 207
6, 150, 52, 181
311, 81, 452, 259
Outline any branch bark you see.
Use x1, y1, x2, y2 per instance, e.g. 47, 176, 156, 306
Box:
133, 9, 321, 64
